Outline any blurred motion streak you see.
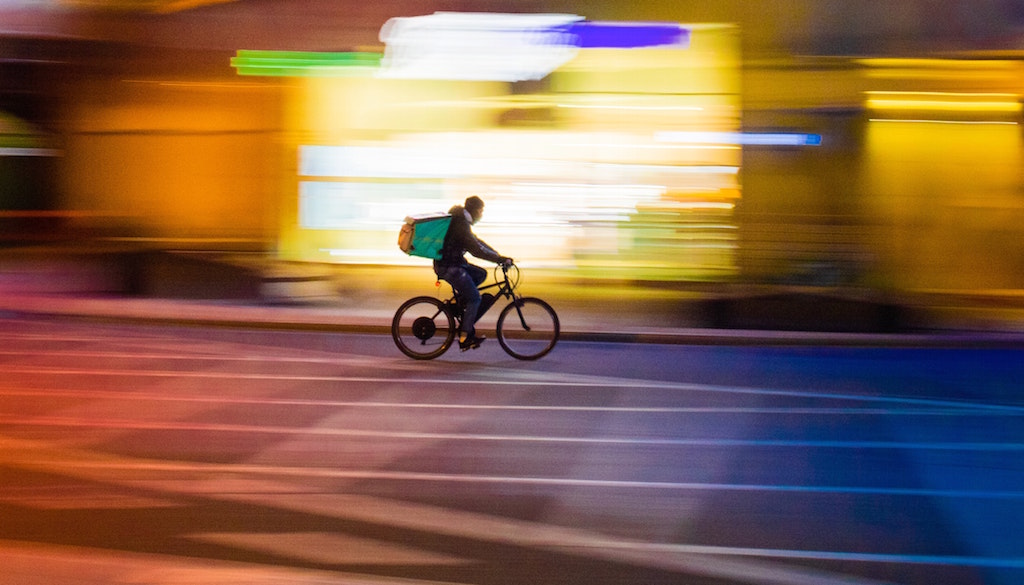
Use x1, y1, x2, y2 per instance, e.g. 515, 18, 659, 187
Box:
58, 0, 239, 13
866, 91, 1022, 115
231, 51, 381, 78
5, 3, 1024, 303
247, 15, 744, 282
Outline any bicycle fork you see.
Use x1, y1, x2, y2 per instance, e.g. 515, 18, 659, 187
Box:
510, 296, 532, 331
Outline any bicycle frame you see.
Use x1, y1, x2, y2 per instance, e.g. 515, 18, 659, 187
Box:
452, 265, 523, 329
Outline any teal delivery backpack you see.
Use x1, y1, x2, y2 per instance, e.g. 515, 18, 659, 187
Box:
398, 213, 451, 260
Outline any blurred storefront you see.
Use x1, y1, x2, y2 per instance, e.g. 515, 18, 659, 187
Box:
740, 56, 1024, 291
253, 17, 742, 282
3, 1, 1024, 295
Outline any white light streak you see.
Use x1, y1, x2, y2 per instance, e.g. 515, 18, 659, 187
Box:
378, 12, 582, 81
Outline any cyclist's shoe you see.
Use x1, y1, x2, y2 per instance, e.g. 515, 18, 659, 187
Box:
459, 334, 486, 351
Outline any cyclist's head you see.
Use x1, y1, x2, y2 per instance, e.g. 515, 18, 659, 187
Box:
465, 196, 485, 224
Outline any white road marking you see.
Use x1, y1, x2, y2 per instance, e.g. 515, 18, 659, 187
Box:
604, 542, 1024, 569
0, 348, 383, 365
6, 446, 1021, 499
4, 414, 1024, 453
4, 365, 1022, 414
15, 425, 1016, 584
0, 386, 1014, 416
5, 324, 1021, 584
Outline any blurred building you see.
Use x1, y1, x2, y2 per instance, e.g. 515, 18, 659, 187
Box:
2, 0, 1024, 292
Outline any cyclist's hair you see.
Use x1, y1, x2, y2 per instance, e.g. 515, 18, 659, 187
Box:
465, 196, 484, 212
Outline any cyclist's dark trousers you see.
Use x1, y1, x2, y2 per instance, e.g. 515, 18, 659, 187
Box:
436, 263, 486, 338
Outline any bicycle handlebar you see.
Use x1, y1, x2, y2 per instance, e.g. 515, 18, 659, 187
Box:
495, 261, 520, 291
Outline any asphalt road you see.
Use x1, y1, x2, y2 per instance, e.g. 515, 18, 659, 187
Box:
1, 314, 1023, 585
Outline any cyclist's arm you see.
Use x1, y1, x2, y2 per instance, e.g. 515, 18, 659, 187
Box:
466, 233, 504, 264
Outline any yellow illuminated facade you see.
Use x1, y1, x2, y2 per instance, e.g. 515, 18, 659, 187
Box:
58, 77, 284, 244
277, 21, 742, 281
861, 65, 1024, 291
733, 55, 1024, 292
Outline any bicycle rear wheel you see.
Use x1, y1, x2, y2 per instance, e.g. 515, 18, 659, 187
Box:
496, 297, 559, 360
392, 296, 457, 360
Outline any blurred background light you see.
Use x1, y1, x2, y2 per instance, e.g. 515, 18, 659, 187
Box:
865, 90, 1021, 126
231, 51, 381, 77
868, 119, 1018, 126
858, 57, 1020, 82
378, 12, 584, 82
377, 12, 691, 82
55, 0, 238, 13
560, 20, 690, 49
657, 131, 822, 146
270, 17, 740, 280
865, 91, 1022, 114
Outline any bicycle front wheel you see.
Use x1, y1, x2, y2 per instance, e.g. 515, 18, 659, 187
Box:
392, 296, 457, 360
496, 297, 559, 360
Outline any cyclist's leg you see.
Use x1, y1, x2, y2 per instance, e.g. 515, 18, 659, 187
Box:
466, 264, 487, 287
464, 265, 491, 328
434, 262, 466, 310
439, 265, 482, 339
466, 263, 497, 318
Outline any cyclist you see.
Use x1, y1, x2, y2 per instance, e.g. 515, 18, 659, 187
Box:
434, 195, 512, 350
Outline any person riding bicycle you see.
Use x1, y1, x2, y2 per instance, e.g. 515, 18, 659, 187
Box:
434, 195, 512, 350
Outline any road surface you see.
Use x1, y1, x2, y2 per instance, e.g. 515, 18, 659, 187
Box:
1, 314, 1023, 584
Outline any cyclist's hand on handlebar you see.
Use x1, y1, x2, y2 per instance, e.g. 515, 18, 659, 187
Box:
501, 257, 514, 268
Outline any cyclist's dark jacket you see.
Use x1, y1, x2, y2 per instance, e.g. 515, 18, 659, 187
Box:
434, 204, 503, 271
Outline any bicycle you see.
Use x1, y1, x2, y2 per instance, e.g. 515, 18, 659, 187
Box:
391, 263, 559, 361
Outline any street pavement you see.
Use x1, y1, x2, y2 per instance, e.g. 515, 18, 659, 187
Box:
3, 317, 1023, 585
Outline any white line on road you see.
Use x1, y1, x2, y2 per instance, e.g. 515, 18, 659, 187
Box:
4, 365, 1022, 413
1, 386, 1014, 416
2, 435, 1017, 583
23, 457, 1024, 500
4, 414, 1024, 453
0, 348, 375, 365
564, 541, 1024, 570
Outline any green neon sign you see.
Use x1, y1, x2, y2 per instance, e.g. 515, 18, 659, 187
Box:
231, 50, 382, 77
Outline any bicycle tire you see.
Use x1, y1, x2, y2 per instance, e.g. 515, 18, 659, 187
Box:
392, 296, 457, 360
496, 297, 559, 360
